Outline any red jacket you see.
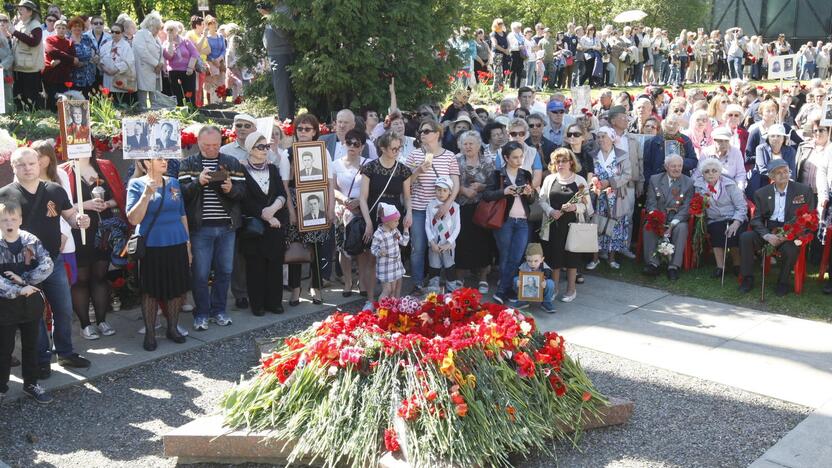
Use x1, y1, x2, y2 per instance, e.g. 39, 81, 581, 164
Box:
62, 159, 127, 221
43, 35, 75, 85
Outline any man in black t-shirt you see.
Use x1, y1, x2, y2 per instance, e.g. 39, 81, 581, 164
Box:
0, 148, 92, 378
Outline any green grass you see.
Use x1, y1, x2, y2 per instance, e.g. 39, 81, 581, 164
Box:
589, 254, 832, 323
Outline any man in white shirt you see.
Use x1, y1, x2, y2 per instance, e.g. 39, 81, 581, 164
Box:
221, 114, 258, 161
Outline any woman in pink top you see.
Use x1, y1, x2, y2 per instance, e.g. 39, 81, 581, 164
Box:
162, 20, 199, 106
684, 109, 714, 159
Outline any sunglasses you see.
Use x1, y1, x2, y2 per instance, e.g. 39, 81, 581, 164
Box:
92, 21, 104, 25
566, 132, 583, 138
529, 123, 543, 128
509, 131, 526, 137
549, 110, 565, 114
235, 123, 253, 129
112, 30, 122, 34
419, 128, 436, 135
673, 109, 685, 114
345, 139, 362, 148
296, 126, 315, 132
252, 144, 270, 151
555, 159, 571, 164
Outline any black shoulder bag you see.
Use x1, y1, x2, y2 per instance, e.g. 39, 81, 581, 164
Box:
127, 178, 166, 260
344, 161, 398, 256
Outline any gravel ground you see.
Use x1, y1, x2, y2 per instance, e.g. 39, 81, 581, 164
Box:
0, 304, 811, 468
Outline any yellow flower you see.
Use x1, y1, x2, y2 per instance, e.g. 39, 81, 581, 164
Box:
464, 374, 477, 388
440, 350, 456, 377
377, 308, 389, 319
425, 292, 438, 304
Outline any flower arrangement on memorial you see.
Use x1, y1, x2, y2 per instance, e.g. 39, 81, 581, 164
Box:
221, 289, 604, 468
688, 192, 709, 266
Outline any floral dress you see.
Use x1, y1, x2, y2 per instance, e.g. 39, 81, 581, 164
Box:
594, 161, 631, 253
71, 35, 97, 88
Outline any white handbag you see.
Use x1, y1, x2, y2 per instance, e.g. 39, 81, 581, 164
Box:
566, 212, 599, 253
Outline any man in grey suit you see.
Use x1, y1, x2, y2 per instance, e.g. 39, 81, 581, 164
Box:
319, 109, 377, 161
642, 154, 694, 281
739, 159, 816, 297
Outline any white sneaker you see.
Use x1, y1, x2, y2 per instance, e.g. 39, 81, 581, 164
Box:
586, 260, 600, 270
477, 281, 489, 294
97, 321, 116, 336
608, 261, 621, 270
426, 277, 441, 293
446, 280, 462, 292
560, 291, 577, 303
177, 325, 189, 337
81, 324, 100, 340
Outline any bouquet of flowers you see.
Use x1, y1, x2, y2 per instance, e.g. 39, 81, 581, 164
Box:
655, 238, 675, 264
688, 192, 709, 267
645, 210, 667, 237
539, 184, 587, 234
764, 205, 819, 256
221, 289, 604, 468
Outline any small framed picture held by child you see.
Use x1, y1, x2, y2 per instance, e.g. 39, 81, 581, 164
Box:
518, 271, 545, 302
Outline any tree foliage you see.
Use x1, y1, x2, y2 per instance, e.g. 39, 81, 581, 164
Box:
455, 0, 710, 37
239, 0, 460, 117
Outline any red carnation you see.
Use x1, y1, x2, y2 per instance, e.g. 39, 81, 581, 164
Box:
383, 428, 400, 452
184, 91, 193, 98
233, 96, 243, 104
64, 81, 74, 88
100, 87, 110, 96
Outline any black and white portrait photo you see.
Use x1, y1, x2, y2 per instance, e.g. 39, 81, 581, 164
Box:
518, 271, 544, 302
292, 141, 327, 186
123, 120, 150, 154
151, 120, 181, 157
297, 187, 330, 232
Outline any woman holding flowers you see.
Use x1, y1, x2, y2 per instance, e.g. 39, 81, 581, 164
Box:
538, 148, 592, 302
588, 127, 633, 270
694, 158, 747, 278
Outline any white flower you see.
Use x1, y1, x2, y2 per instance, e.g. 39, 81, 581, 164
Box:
328, 365, 338, 376
794, 239, 803, 246
520, 321, 532, 335
483, 314, 493, 323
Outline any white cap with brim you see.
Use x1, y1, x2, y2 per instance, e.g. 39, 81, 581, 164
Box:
712, 127, 733, 140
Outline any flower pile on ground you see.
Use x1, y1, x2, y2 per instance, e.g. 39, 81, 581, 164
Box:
221, 289, 604, 468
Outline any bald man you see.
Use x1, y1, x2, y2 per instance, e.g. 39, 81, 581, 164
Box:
319, 109, 378, 161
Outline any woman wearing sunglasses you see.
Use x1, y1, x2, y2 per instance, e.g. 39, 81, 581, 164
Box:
239, 131, 288, 315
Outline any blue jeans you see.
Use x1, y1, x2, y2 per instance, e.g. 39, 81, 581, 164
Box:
801, 62, 816, 80
38, 255, 75, 364
410, 210, 427, 285
494, 217, 529, 297
513, 276, 556, 306
729, 56, 744, 79
191, 224, 236, 319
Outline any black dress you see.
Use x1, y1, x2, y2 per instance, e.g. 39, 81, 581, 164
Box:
360, 158, 412, 230
544, 180, 580, 269
73, 177, 114, 267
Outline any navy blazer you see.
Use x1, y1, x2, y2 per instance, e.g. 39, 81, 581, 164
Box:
745, 123, 801, 163
642, 133, 697, 190
526, 136, 558, 168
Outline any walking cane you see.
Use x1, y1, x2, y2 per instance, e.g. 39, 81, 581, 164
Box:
721, 224, 729, 287
760, 250, 767, 302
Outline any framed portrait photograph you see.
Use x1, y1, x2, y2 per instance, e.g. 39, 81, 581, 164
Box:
297, 186, 330, 232
822, 102, 832, 128
59, 100, 92, 158
122, 119, 151, 159
664, 139, 681, 158
292, 141, 327, 187
150, 119, 182, 158
768, 54, 797, 80
518, 271, 545, 302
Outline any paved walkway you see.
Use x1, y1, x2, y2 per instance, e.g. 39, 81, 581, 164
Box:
7, 275, 832, 467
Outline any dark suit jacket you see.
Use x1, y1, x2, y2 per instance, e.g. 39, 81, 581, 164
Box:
643, 134, 697, 190
747, 143, 797, 197
526, 136, 558, 169
156, 137, 178, 150
319, 133, 370, 160
303, 211, 323, 221
300, 167, 323, 177
645, 173, 695, 223
750, 181, 815, 238
127, 134, 149, 150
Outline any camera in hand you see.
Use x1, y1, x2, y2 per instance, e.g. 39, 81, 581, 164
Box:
208, 167, 229, 189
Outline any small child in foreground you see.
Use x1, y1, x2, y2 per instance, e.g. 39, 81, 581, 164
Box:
371, 203, 410, 301
425, 176, 460, 293
0, 201, 55, 404
511, 243, 556, 313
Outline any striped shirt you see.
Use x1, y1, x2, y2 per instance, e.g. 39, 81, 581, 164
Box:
201, 157, 231, 224
406, 148, 460, 211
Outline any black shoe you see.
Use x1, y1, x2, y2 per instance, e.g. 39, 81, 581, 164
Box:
289, 299, 300, 307
143, 334, 157, 351
642, 264, 659, 276
576, 273, 585, 284
38, 363, 51, 380
342, 291, 353, 297
711, 268, 724, 279
824, 281, 832, 295
10, 355, 20, 367
166, 331, 186, 344
271, 305, 284, 314
235, 297, 249, 309
739, 276, 754, 293
775, 282, 790, 297
359, 290, 368, 298
57, 353, 90, 368
252, 308, 265, 316
667, 268, 680, 281
23, 384, 53, 405
312, 297, 323, 305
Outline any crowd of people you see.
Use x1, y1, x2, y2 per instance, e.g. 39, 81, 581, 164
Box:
0, 1, 249, 112
3, 6, 832, 406
453, 20, 832, 90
